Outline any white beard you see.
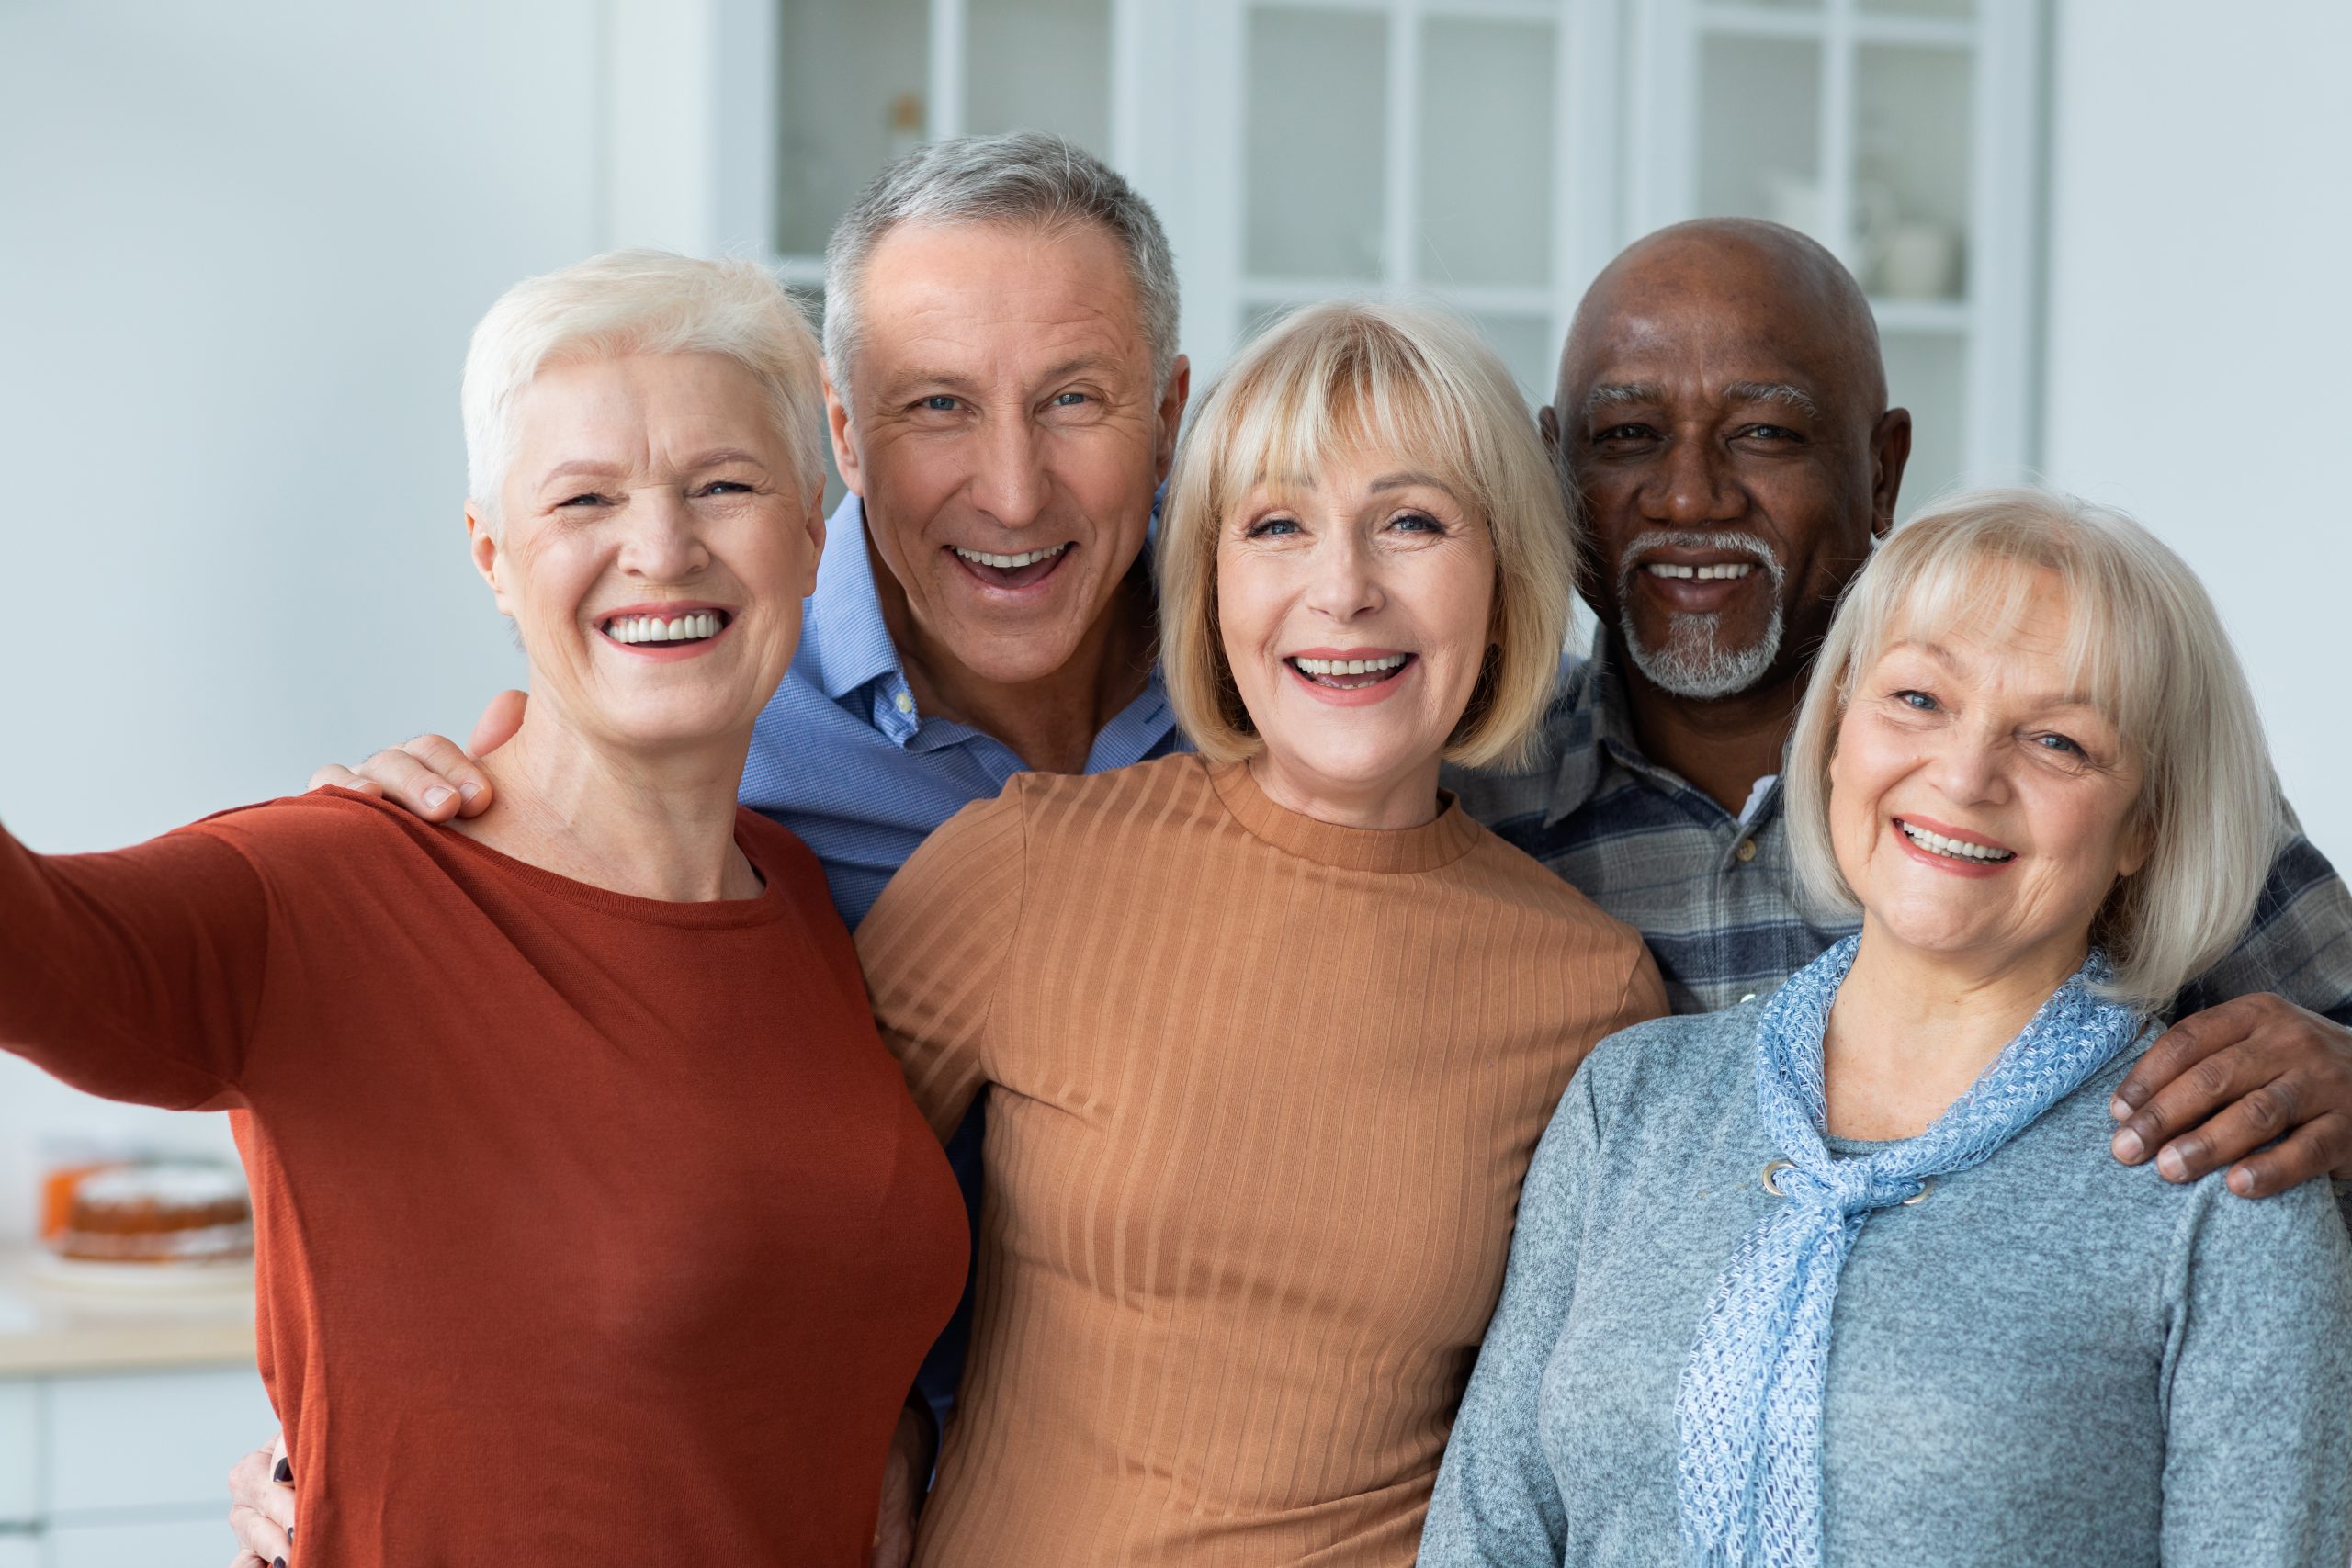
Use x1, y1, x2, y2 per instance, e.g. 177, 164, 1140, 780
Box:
1614, 530, 1789, 700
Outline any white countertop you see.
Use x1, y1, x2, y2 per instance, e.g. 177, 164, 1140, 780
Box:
0, 1246, 255, 1378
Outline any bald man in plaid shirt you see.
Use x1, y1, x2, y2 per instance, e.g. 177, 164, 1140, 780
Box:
1450, 218, 2352, 1208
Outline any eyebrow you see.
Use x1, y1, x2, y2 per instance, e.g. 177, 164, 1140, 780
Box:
1583, 382, 1664, 416
1722, 380, 1822, 418
1886, 640, 2100, 710
1366, 470, 1458, 498
881, 354, 1126, 401
534, 449, 767, 488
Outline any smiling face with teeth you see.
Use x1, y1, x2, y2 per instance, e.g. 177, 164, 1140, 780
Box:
1216, 445, 1498, 829
469, 351, 825, 756
830, 221, 1187, 721
1826, 569, 2150, 983
1545, 221, 1911, 712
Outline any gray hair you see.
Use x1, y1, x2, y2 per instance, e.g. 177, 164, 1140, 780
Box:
462, 249, 825, 533
821, 131, 1180, 403
1784, 486, 2282, 1015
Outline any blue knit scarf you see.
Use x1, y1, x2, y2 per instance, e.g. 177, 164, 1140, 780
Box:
1673, 934, 2145, 1568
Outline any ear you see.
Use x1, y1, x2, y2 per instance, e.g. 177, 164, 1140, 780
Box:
1538, 403, 1562, 467
1152, 355, 1193, 483
824, 370, 863, 497
2115, 807, 2155, 880
798, 478, 828, 599
1869, 407, 1913, 541
465, 502, 516, 616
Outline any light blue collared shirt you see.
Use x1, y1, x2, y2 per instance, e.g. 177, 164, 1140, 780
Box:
740, 491, 1182, 929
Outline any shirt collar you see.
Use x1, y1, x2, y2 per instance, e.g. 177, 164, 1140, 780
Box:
1541, 625, 1797, 829
799, 491, 908, 702
1540, 626, 1641, 826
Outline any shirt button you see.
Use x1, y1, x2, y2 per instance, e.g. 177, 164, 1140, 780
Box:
1736, 839, 1757, 863
894, 690, 914, 715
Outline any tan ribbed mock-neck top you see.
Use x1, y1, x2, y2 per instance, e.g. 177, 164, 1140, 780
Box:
857, 754, 1667, 1567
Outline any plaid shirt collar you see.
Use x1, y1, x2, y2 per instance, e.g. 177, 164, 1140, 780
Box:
1540, 627, 1777, 830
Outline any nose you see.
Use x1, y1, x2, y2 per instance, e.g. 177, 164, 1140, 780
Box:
1303, 533, 1383, 623
968, 413, 1051, 531
616, 488, 710, 581
1923, 725, 2008, 808
1640, 429, 1745, 526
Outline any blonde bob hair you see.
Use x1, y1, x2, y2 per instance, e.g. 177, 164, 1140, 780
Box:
1785, 487, 2279, 1014
1159, 299, 1576, 771
461, 249, 825, 532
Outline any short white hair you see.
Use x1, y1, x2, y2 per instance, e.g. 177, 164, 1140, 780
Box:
1785, 487, 2281, 1015
461, 249, 825, 531
822, 131, 1179, 404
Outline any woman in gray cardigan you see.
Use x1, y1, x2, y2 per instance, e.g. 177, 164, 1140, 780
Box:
1419, 488, 2352, 1568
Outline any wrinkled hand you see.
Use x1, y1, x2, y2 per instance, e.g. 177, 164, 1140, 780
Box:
305, 690, 527, 820
226, 1431, 294, 1567
2110, 993, 2352, 1194
871, 1403, 934, 1568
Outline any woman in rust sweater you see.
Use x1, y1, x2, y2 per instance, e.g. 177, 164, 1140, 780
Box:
858, 300, 1667, 1565
0, 251, 966, 1565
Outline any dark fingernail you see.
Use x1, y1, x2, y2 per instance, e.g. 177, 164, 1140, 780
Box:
2227, 1166, 2257, 1196
2156, 1145, 2191, 1180
275, 1458, 292, 1483
275, 1558, 288, 1568
2110, 1127, 2145, 1162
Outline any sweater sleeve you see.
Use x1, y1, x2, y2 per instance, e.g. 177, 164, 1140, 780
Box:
0, 819, 268, 1109
2155, 1177, 2352, 1565
854, 784, 1029, 1143
1418, 1060, 1604, 1564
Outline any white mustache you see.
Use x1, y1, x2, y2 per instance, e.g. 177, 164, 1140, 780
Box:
1617, 531, 1785, 599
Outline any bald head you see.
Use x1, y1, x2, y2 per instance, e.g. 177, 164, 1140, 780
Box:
1545, 217, 1911, 715
1563, 218, 1885, 424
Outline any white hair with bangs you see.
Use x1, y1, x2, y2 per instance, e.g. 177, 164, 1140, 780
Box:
1785, 486, 2281, 1015
461, 249, 825, 532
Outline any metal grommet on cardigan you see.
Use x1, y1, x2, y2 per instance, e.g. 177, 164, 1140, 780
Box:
1762, 1161, 1935, 1207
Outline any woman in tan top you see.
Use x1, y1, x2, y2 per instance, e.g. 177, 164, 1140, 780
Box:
857, 300, 1668, 1566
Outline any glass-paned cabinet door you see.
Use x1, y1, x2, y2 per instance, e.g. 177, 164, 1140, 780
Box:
1645, 0, 2036, 513
777, 0, 932, 260
1243, 6, 1390, 283
966, 0, 1113, 149
775, 0, 1114, 265
1695, 35, 1823, 236
1416, 18, 1555, 291
1224, 0, 1585, 400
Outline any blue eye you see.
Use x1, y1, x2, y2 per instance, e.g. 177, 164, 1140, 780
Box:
2035, 732, 2085, 756
920, 395, 958, 412
700, 480, 751, 496
558, 492, 606, 508
1248, 516, 1301, 538
1051, 391, 1091, 407
1390, 510, 1442, 533
1895, 690, 1938, 711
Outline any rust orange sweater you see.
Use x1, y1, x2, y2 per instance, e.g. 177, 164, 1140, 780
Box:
0, 790, 967, 1565
857, 755, 1667, 1566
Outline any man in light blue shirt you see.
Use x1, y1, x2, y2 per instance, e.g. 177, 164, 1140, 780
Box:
742, 486, 1178, 928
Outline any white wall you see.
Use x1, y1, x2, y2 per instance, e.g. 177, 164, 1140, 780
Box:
2041, 0, 2351, 871
0, 0, 601, 1239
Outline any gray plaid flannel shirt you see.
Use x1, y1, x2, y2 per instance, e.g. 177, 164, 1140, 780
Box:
1448, 633, 2352, 1028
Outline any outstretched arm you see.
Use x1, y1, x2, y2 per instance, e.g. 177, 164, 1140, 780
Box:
0, 818, 268, 1107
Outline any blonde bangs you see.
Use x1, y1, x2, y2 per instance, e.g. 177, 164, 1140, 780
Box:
1160, 299, 1576, 770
